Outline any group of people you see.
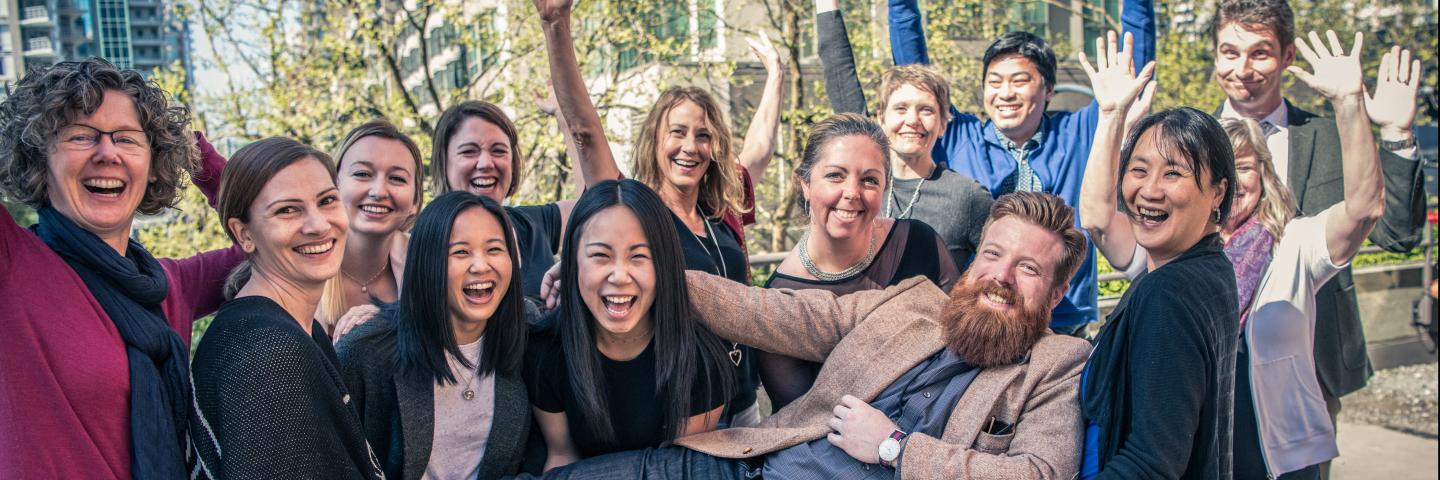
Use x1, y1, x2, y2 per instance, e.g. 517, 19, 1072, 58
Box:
0, 0, 1427, 478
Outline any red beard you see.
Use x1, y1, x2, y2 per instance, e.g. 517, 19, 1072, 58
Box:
939, 275, 1052, 368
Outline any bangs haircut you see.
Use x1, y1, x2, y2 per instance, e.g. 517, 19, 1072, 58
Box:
430, 101, 524, 197
631, 87, 750, 220
380, 191, 527, 383
1116, 108, 1237, 227
876, 64, 953, 125
553, 179, 735, 445
0, 57, 198, 214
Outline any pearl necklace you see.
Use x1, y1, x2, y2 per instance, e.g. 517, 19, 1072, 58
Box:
797, 229, 879, 281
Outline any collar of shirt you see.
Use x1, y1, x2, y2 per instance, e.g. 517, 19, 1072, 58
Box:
1220, 98, 1289, 129
995, 120, 1047, 156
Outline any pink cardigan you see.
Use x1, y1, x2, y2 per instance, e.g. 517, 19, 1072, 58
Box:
0, 137, 242, 479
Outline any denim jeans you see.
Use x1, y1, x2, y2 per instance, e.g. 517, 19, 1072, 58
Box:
507, 446, 759, 480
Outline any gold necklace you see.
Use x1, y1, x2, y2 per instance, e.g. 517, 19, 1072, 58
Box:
340, 262, 387, 293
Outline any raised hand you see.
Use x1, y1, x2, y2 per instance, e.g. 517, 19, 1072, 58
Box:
1365, 45, 1423, 137
1287, 30, 1365, 100
746, 31, 784, 76
1079, 31, 1157, 119
533, 0, 574, 23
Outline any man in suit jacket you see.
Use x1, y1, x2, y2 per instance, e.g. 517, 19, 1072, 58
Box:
1210, 0, 1426, 416
528, 192, 1092, 479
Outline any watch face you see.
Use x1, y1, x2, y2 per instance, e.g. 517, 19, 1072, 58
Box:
879, 438, 902, 462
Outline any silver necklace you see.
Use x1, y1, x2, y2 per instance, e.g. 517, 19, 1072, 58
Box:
797, 229, 879, 281
459, 369, 477, 401
684, 208, 742, 366
884, 170, 928, 219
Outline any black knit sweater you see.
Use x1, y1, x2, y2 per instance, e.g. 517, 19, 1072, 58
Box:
188, 296, 384, 479
1083, 234, 1240, 479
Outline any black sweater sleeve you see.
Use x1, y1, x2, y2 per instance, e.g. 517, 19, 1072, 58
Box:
817, 10, 868, 115
1368, 148, 1426, 252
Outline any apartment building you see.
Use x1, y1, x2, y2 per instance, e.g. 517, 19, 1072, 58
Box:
1, 0, 190, 86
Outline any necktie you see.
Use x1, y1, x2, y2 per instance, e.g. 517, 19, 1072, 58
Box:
1260, 121, 1279, 137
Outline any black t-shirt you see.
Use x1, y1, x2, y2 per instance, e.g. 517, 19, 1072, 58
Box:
765, 219, 960, 294
525, 336, 729, 459
507, 204, 562, 298
671, 210, 757, 414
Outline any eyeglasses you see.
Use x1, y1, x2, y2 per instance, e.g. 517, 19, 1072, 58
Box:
56, 124, 151, 154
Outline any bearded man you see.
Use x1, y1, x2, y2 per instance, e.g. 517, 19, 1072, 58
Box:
521, 192, 1091, 479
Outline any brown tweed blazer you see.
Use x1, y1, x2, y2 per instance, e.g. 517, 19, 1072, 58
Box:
675, 271, 1089, 479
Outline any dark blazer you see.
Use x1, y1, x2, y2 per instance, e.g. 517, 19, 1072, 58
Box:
1278, 102, 1427, 398
336, 315, 530, 480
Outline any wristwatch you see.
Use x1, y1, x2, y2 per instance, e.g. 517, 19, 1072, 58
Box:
1379, 136, 1416, 151
878, 429, 907, 469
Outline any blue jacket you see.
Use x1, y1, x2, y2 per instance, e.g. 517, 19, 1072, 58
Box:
888, 0, 1155, 327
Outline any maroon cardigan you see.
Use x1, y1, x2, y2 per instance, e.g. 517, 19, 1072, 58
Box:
0, 135, 243, 479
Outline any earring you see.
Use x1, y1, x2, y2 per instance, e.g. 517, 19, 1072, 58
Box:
1211, 208, 1222, 224
241, 242, 255, 253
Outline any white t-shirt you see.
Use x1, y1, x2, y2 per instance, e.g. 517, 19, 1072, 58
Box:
423, 338, 495, 480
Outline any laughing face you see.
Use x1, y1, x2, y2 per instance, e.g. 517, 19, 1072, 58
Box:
1121, 129, 1226, 266
229, 158, 349, 287
880, 84, 943, 162
337, 136, 419, 237
1213, 23, 1293, 113
444, 117, 514, 204
655, 100, 714, 195
983, 55, 1054, 142
45, 90, 153, 251
800, 134, 886, 242
445, 206, 513, 338
577, 206, 657, 338
940, 215, 1066, 366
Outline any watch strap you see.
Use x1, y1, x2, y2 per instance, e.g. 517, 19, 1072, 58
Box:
879, 429, 908, 469
1379, 136, 1416, 151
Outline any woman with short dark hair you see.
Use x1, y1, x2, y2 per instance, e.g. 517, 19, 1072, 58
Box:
0, 58, 238, 478
1076, 36, 1239, 479
188, 137, 382, 479
337, 191, 531, 479
526, 179, 735, 471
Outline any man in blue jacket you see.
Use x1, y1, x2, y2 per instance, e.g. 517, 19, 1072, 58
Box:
888, 0, 1156, 335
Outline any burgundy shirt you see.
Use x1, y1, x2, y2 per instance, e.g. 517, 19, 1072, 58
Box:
0, 137, 241, 479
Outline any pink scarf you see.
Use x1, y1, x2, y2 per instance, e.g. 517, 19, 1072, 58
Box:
1224, 216, 1276, 331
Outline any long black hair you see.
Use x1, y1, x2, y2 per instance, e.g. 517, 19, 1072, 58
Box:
1116, 107, 1237, 226
555, 179, 735, 444
387, 191, 527, 383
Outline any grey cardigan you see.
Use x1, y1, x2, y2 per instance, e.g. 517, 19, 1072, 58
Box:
336, 315, 530, 480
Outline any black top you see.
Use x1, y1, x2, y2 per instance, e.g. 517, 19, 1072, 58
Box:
766, 219, 959, 294
525, 336, 729, 459
189, 296, 383, 480
672, 210, 757, 413
508, 204, 563, 299
1082, 234, 1239, 480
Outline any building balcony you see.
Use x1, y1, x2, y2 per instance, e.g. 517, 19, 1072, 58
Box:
23, 37, 56, 57
20, 5, 53, 26
130, 16, 163, 27
132, 36, 165, 46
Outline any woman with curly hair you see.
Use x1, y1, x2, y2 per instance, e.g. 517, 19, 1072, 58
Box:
0, 58, 240, 478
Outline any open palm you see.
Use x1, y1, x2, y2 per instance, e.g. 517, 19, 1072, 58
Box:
1288, 30, 1364, 100
1365, 46, 1423, 132
1080, 31, 1156, 125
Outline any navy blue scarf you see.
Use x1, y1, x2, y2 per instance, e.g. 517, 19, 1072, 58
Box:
35, 206, 190, 479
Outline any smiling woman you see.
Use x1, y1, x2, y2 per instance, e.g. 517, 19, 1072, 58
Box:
188, 137, 383, 479
0, 58, 242, 479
